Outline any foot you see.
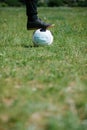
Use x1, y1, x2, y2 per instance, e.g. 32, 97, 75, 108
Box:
27, 18, 54, 30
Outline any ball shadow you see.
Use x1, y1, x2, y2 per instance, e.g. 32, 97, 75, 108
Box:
21, 44, 39, 48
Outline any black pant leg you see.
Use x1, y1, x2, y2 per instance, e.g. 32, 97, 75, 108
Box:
25, 0, 38, 20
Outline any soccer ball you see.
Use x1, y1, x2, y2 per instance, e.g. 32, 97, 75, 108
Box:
33, 29, 53, 46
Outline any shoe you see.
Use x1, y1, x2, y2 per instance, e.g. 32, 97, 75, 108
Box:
27, 18, 53, 30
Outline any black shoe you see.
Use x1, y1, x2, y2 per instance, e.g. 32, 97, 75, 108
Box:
27, 18, 53, 30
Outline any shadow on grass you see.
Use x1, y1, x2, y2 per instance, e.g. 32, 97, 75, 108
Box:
21, 44, 39, 48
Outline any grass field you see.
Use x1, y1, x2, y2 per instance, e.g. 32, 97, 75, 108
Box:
0, 7, 87, 130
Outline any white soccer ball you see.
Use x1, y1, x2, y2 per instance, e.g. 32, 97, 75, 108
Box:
33, 29, 53, 46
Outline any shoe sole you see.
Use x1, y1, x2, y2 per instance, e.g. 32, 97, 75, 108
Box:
27, 24, 55, 30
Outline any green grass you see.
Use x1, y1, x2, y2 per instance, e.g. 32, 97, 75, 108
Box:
0, 7, 87, 130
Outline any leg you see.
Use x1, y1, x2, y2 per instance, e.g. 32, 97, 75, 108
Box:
25, 0, 38, 21
25, 0, 53, 30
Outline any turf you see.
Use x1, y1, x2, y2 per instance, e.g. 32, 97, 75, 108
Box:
0, 7, 87, 130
